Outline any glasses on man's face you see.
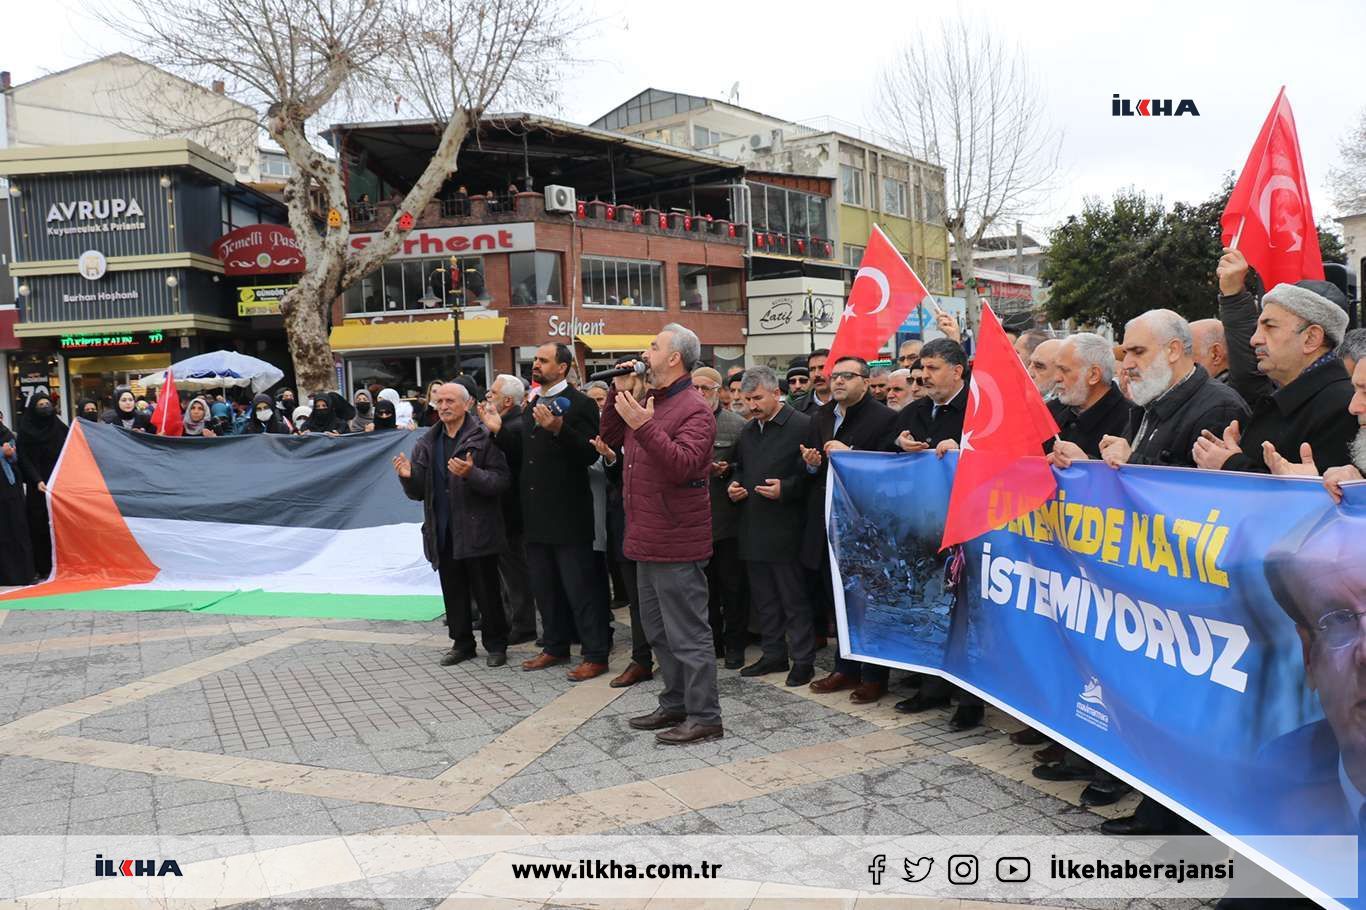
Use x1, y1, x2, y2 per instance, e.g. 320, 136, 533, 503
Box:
1313, 609, 1366, 650
829, 371, 867, 382
911, 377, 926, 387
789, 377, 808, 386
693, 383, 720, 393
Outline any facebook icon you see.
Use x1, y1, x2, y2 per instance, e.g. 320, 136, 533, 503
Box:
868, 854, 887, 885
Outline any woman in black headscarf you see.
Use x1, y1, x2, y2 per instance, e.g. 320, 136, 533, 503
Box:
370, 397, 398, 431
0, 417, 35, 585
77, 397, 101, 423
17, 392, 68, 579
240, 393, 288, 434
102, 387, 153, 432
303, 392, 354, 434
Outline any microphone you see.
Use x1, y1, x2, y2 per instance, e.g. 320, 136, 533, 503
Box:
546, 396, 572, 417
588, 361, 646, 382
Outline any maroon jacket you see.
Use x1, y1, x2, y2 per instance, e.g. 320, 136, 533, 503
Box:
600, 375, 716, 563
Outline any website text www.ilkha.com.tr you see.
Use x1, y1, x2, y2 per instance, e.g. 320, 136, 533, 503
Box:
510, 858, 724, 881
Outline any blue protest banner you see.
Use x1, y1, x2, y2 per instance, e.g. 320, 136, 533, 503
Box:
830, 451, 1363, 906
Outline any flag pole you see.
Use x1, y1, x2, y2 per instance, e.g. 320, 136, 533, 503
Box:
1230, 216, 1245, 251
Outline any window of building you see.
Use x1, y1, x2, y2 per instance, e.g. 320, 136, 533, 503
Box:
748, 183, 830, 248
924, 174, 946, 224
260, 154, 292, 179
882, 178, 907, 217
679, 265, 743, 313
692, 125, 725, 148
843, 244, 865, 268
926, 259, 947, 294
508, 251, 563, 306
581, 256, 664, 308
840, 165, 863, 206
343, 257, 486, 315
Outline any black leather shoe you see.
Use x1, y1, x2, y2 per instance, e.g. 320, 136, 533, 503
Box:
723, 651, 746, 670
628, 709, 687, 731
1100, 814, 1156, 836
656, 720, 724, 745
1033, 761, 1096, 782
440, 648, 475, 666
739, 657, 789, 678
486, 651, 507, 668
785, 664, 814, 687
894, 693, 949, 714
1080, 779, 1132, 807
948, 704, 983, 730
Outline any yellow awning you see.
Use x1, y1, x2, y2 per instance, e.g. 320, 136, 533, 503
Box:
576, 333, 656, 353
330, 317, 506, 351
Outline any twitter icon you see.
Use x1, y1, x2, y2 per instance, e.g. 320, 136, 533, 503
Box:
902, 857, 934, 883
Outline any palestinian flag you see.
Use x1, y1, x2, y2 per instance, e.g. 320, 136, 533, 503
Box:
0, 421, 443, 620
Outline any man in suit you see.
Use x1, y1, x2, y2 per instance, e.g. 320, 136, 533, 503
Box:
480, 343, 609, 681
803, 355, 899, 703
889, 339, 985, 730
693, 367, 750, 669
482, 374, 537, 644
728, 366, 814, 686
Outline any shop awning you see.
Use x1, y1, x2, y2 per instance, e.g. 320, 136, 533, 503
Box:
575, 334, 656, 353
329, 317, 506, 352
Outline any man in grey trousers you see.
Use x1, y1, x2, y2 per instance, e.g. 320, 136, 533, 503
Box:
599, 324, 722, 745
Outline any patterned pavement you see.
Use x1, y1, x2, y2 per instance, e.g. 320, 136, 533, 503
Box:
0, 602, 1217, 909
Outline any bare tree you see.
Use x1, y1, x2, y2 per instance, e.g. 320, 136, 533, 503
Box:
1328, 105, 1366, 215
104, 0, 580, 394
876, 18, 1061, 335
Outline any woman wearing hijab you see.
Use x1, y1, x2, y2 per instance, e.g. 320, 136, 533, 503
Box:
17, 392, 68, 579
208, 401, 234, 436
370, 397, 398, 431
182, 397, 217, 437
377, 388, 416, 429
350, 389, 376, 433
303, 394, 342, 434
102, 387, 153, 432
77, 397, 101, 423
292, 405, 313, 434
240, 393, 287, 434
0, 417, 35, 585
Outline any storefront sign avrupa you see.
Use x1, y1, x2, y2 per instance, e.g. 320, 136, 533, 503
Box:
60, 330, 165, 350
348, 223, 535, 260
45, 197, 148, 237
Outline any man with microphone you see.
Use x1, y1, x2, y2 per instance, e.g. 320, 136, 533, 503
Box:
479, 343, 608, 681
600, 325, 722, 745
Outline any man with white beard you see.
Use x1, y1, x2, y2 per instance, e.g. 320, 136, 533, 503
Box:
1043, 333, 1132, 464
1095, 309, 1248, 469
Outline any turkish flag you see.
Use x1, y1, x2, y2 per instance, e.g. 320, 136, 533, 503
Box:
826, 224, 930, 371
940, 303, 1059, 550
151, 369, 184, 437
1220, 87, 1324, 289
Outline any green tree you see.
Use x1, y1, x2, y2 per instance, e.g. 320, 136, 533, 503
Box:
1318, 220, 1346, 264
1043, 182, 1234, 329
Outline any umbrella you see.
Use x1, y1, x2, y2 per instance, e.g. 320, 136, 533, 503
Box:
139, 350, 285, 395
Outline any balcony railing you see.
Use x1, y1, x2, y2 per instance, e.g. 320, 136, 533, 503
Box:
751, 231, 836, 260
347, 191, 748, 247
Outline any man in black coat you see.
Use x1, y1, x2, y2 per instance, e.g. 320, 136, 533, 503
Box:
480, 343, 609, 681
727, 366, 814, 687
1094, 309, 1248, 470
395, 383, 511, 667
802, 356, 898, 704
1193, 250, 1356, 474
1045, 333, 1132, 463
481, 374, 536, 644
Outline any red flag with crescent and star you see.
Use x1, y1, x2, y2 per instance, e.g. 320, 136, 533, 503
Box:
1220, 87, 1324, 289
151, 369, 184, 437
825, 224, 930, 372
940, 303, 1058, 550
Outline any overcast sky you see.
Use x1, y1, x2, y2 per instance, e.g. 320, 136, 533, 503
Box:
6, 0, 1364, 238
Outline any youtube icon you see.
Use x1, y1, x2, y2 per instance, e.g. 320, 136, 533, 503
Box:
996, 857, 1031, 883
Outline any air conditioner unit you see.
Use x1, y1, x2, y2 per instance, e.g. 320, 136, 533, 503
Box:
545, 184, 576, 213
749, 133, 771, 152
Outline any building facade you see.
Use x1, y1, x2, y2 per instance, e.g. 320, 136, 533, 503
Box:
0, 140, 288, 420
327, 116, 749, 393
591, 89, 952, 298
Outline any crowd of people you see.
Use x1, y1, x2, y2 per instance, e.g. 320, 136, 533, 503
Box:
2, 247, 1364, 833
